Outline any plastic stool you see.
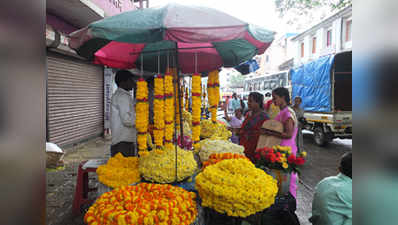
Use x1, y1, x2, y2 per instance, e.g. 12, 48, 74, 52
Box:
72, 160, 98, 215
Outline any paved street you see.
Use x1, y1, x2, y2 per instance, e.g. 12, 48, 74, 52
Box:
297, 131, 352, 225
46, 131, 351, 225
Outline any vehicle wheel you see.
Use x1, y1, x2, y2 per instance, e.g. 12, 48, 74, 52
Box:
314, 127, 327, 146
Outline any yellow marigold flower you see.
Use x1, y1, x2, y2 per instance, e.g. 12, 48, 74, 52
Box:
196, 159, 278, 218
84, 183, 197, 225
139, 146, 197, 183
282, 162, 288, 169
301, 151, 307, 157
96, 153, 140, 188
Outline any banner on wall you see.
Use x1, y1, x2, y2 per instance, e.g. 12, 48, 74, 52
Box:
104, 68, 114, 129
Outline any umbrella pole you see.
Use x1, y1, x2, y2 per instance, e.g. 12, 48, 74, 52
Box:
175, 46, 184, 145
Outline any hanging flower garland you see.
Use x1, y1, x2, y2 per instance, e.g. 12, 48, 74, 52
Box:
153, 75, 165, 149
191, 73, 201, 150
136, 78, 149, 156
164, 72, 174, 149
185, 86, 189, 111
173, 71, 181, 133
207, 70, 220, 123
84, 183, 198, 225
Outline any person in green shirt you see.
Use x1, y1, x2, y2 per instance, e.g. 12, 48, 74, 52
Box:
310, 152, 352, 225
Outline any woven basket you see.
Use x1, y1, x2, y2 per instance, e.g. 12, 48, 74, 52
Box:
46, 151, 64, 169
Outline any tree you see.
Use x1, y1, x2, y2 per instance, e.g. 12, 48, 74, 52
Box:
227, 72, 245, 88
275, 0, 352, 16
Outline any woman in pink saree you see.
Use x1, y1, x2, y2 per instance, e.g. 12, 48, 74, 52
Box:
262, 87, 298, 199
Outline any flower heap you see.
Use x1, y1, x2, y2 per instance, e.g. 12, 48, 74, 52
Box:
136, 78, 149, 156
191, 74, 201, 150
199, 139, 244, 161
164, 72, 174, 149
207, 70, 220, 123
139, 145, 197, 183
196, 159, 278, 218
254, 145, 307, 173
96, 153, 140, 188
202, 153, 249, 169
84, 183, 198, 225
153, 75, 165, 149
200, 119, 232, 140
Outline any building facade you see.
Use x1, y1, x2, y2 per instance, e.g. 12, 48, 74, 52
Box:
291, 6, 352, 66
46, 0, 148, 147
255, 33, 297, 76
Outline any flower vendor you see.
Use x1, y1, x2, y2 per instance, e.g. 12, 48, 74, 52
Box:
239, 92, 269, 162
110, 70, 138, 157
260, 87, 299, 199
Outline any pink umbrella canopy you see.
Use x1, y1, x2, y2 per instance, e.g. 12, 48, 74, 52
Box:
69, 3, 274, 73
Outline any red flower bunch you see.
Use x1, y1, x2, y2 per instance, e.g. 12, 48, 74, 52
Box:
255, 147, 281, 163
287, 154, 306, 166
253, 145, 306, 173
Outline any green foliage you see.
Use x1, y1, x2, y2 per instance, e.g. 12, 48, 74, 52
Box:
228, 72, 245, 88
275, 0, 352, 16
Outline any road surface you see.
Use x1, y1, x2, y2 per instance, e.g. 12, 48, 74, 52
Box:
296, 130, 352, 225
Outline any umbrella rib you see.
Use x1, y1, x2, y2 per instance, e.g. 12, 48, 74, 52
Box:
129, 46, 216, 55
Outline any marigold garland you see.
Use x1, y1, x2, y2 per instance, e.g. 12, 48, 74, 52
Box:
136, 78, 149, 156
202, 153, 249, 169
195, 159, 278, 218
139, 145, 197, 183
191, 74, 201, 150
84, 183, 198, 225
96, 153, 140, 188
173, 72, 181, 134
207, 70, 220, 123
164, 72, 175, 149
185, 86, 189, 111
154, 75, 165, 149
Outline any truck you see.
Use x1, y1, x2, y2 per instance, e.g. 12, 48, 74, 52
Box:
290, 51, 352, 146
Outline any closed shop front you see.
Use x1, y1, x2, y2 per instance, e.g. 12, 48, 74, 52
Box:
47, 52, 104, 146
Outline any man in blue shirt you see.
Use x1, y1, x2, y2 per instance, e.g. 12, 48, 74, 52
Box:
228, 93, 241, 115
310, 152, 352, 225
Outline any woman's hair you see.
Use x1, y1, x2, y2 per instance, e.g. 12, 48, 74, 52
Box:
273, 87, 291, 105
249, 92, 264, 109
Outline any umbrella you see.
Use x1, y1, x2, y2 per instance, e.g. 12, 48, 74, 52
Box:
69, 3, 274, 73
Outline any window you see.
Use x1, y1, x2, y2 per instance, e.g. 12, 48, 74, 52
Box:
300, 42, 304, 58
312, 36, 317, 54
345, 20, 352, 42
266, 55, 269, 62
326, 30, 332, 47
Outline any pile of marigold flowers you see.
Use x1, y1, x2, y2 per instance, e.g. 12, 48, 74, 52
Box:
96, 153, 140, 188
84, 183, 198, 225
195, 159, 278, 218
139, 146, 197, 183
202, 153, 249, 169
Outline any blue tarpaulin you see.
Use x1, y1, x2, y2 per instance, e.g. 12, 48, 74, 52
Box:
290, 55, 335, 112
234, 59, 260, 75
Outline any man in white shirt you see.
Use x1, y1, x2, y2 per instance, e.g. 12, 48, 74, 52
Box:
110, 70, 137, 157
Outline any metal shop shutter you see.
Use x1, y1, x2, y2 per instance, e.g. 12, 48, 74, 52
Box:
47, 53, 104, 147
